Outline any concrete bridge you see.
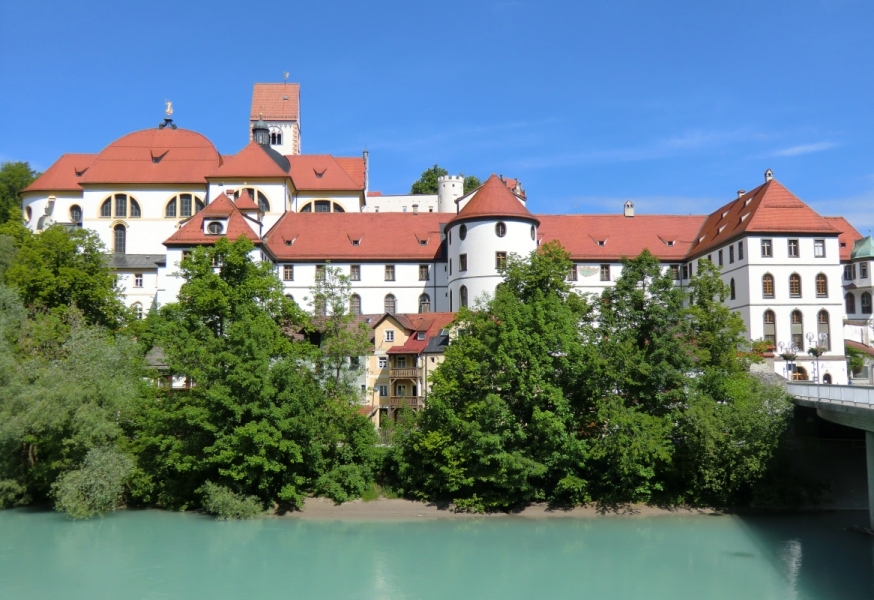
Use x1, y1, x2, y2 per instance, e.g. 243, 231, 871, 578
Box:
787, 382, 874, 528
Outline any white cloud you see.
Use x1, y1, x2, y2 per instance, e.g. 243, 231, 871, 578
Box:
770, 142, 837, 157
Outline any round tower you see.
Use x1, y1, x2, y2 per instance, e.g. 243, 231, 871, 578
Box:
437, 175, 465, 213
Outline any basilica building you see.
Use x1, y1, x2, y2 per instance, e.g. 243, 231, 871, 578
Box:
19, 82, 874, 388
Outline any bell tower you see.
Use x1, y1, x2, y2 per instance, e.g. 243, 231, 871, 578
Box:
250, 81, 301, 155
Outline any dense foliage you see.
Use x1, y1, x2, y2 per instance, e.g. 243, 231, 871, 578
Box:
392, 243, 792, 511
0, 223, 795, 518
0, 161, 39, 225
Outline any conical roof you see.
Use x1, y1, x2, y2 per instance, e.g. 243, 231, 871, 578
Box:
450, 174, 537, 224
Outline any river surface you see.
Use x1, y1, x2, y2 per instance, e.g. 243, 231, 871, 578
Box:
1, 509, 873, 599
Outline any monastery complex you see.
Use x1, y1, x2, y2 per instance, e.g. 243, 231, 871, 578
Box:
19, 82, 874, 418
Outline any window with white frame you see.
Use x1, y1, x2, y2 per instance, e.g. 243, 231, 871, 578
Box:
814, 239, 825, 258
384, 329, 395, 342
761, 239, 772, 257
134, 273, 143, 288
378, 356, 387, 368
788, 239, 799, 258
378, 384, 388, 397
283, 265, 294, 281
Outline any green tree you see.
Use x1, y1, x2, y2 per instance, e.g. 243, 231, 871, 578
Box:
396, 242, 596, 511
0, 284, 146, 508
1, 224, 126, 329
410, 165, 448, 194
309, 264, 371, 399
132, 237, 377, 513
0, 162, 39, 225
410, 165, 481, 195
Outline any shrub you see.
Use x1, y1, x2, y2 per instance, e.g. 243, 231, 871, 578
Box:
199, 482, 263, 520
52, 447, 134, 519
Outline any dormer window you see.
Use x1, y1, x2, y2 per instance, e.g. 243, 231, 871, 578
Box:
205, 220, 225, 235
314, 168, 327, 179
596, 240, 606, 247
417, 331, 426, 341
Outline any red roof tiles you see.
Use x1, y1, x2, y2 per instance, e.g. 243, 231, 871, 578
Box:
689, 180, 839, 259
264, 212, 446, 260
209, 142, 290, 179
538, 214, 705, 261
164, 193, 260, 246
334, 157, 366, 189
287, 155, 362, 191
233, 189, 261, 212
22, 153, 96, 192
79, 128, 221, 185
823, 216, 863, 261
251, 83, 300, 121
452, 174, 536, 224
386, 312, 457, 354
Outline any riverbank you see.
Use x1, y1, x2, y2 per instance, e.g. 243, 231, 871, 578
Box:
288, 497, 722, 520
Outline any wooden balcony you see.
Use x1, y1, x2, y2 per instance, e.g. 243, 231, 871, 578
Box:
390, 367, 421, 379
386, 396, 425, 410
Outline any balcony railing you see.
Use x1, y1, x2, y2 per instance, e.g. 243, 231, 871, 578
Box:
390, 368, 421, 379
386, 396, 425, 409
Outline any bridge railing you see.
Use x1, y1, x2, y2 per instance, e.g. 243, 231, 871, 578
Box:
787, 382, 874, 406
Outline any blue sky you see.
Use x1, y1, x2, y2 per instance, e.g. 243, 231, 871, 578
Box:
2, 0, 873, 234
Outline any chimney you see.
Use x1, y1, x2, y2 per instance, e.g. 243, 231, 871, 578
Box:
412, 204, 419, 215
764, 168, 773, 182
623, 200, 635, 218
737, 190, 745, 199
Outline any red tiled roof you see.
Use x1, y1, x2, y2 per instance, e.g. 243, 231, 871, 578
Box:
209, 142, 289, 179
79, 128, 221, 185
334, 157, 366, 189
264, 212, 446, 260
538, 214, 706, 261
823, 216, 863, 261
385, 312, 457, 355
233, 189, 260, 212
251, 83, 300, 121
452, 174, 536, 224
22, 153, 96, 192
287, 155, 362, 191
164, 193, 259, 246
689, 180, 839, 259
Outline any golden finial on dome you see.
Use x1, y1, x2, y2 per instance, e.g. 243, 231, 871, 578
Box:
165, 100, 173, 117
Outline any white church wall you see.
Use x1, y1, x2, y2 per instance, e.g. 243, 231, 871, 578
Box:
361, 194, 438, 213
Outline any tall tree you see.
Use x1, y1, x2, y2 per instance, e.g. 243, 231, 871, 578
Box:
0, 162, 39, 225
132, 238, 377, 512
309, 264, 371, 400
1, 224, 125, 329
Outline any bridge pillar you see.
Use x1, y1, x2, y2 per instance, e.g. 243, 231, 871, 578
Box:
868, 432, 874, 529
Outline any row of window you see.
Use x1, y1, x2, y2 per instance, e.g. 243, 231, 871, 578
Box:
314, 293, 433, 316
450, 222, 537, 243
846, 292, 873, 315
97, 190, 272, 221
299, 201, 345, 213
759, 273, 830, 299
760, 238, 826, 259
282, 264, 433, 282
762, 309, 831, 351
449, 253, 509, 275
844, 263, 870, 281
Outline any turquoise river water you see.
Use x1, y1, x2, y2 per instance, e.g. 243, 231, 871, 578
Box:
1, 509, 873, 599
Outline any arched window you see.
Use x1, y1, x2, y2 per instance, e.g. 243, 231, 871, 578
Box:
25, 206, 32, 222
789, 273, 801, 298
763, 310, 776, 345
791, 310, 803, 350
817, 310, 831, 350
460, 285, 468, 308
531, 225, 536, 240
132, 303, 143, 320
495, 222, 507, 237
115, 194, 127, 218
863, 292, 873, 315
815, 273, 827, 297
762, 274, 774, 298
729, 278, 736, 300
299, 203, 312, 212
847, 292, 856, 314
333, 203, 345, 213
165, 194, 205, 218
113, 224, 126, 254
823, 373, 832, 384
270, 131, 282, 145
70, 205, 82, 224
384, 294, 396, 313
350, 294, 362, 315
315, 200, 331, 213
100, 199, 112, 218
419, 293, 431, 314
130, 199, 141, 218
